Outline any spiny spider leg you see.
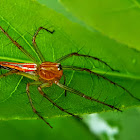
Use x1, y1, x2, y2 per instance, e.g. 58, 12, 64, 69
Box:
55, 52, 118, 72
62, 65, 140, 102
0, 26, 38, 64
38, 86, 82, 120
55, 81, 122, 112
26, 83, 53, 128
32, 27, 55, 63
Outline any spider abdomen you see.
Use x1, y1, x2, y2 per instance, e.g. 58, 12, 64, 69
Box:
38, 62, 63, 82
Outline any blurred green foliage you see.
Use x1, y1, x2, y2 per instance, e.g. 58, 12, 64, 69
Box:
0, 117, 97, 140
99, 107, 140, 140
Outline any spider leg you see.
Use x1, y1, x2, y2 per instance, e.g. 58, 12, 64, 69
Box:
38, 86, 82, 120
55, 52, 118, 72
55, 81, 122, 112
26, 83, 53, 128
62, 65, 140, 102
32, 27, 55, 63
0, 70, 18, 78
63, 74, 67, 96
0, 26, 38, 64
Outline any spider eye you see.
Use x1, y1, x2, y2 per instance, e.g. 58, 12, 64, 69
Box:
58, 64, 62, 71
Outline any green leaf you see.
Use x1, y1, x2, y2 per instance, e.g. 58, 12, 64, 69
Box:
60, 0, 140, 51
0, 0, 140, 123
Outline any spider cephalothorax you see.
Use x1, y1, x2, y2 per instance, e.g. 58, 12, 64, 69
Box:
38, 62, 63, 82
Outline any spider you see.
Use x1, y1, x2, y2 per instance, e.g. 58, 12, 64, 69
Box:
0, 26, 139, 128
